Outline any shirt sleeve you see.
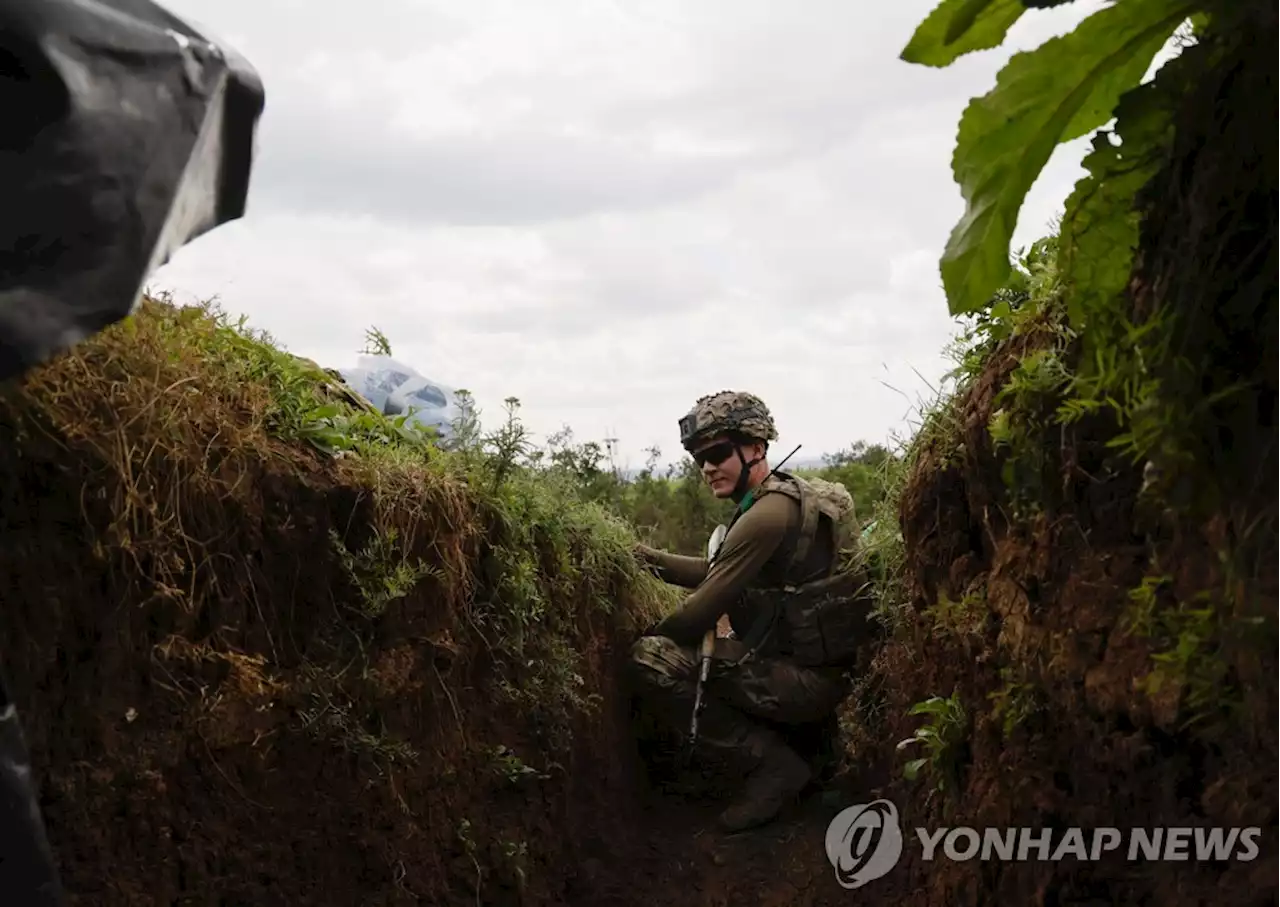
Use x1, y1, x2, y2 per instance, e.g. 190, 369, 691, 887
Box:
636, 544, 709, 588
653, 493, 794, 647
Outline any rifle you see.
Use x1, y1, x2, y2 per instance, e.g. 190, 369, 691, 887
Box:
681, 444, 801, 765
681, 524, 727, 768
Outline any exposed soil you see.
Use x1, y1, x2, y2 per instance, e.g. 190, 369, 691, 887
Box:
591, 792, 895, 907
834, 11, 1280, 904
3, 277, 1275, 905
0, 5, 1274, 906
0, 369, 630, 906
0, 349, 876, 906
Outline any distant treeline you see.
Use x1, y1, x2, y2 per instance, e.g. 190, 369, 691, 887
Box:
534, 430, 896, 556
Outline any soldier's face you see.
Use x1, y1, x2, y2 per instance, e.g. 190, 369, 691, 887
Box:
693, 435, 761, 497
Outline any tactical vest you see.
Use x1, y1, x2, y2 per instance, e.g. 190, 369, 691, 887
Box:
732, 472, 876, 668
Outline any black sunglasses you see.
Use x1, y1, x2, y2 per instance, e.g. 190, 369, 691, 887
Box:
692, 441, 739, 468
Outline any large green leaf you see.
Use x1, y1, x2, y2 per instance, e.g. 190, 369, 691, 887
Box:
939, 0, 1194, 316
1057, 78, 1175, 330
903, 757, 929, 780
1059, 25, 1175, 142
900, 0, 1029, 67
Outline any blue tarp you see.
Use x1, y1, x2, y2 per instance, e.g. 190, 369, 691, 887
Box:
338, 354, 464, 440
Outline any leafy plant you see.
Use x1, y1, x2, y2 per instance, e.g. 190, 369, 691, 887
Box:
927, 590, 988, 637
1123, 571, 1244, 733
896, 692, 968, 796
902, 0, 1199, 316
361, 326, 393, 357
486, 744, 553, 785
1124, 572, 1174, 635
900, 0, 1031, 68
330, 527, 439, 620
988, 667, 1042, 739
483, 397, 535, 492
298, 402, 436, 455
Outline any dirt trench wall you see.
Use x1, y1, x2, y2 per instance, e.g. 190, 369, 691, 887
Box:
0, 304, 668, 907
860, 343, 1277, 905
847, 10, 1278, 906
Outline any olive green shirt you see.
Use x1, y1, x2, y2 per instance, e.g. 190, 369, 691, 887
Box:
638, 492, 798, 648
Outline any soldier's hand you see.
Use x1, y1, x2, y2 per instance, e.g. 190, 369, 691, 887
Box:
638, 619, 666, 639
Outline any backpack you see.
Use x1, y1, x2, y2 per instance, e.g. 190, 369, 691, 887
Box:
732, 472, 877, 668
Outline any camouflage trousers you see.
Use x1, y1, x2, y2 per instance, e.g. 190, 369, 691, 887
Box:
627, 634, 849, 772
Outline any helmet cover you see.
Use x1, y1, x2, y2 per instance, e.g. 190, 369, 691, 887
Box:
678, 390, 777, 451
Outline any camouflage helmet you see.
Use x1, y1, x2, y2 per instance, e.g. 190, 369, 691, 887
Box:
678, 390, 777, 451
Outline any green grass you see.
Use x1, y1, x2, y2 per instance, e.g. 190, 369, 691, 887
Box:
17, 294, 680, 755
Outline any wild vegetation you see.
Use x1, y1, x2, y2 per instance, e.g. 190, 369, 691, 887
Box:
527, 430, 897, 558
837, 0, 1276, 903
0, 0, 1272, 904
0, 297, 690, 905
0, 289, 901, 905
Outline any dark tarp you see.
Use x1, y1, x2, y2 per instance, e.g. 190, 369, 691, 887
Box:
0, 1, 264, 901
0, 0, 264, 380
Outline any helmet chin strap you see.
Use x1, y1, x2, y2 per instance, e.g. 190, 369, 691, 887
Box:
729, 442, 802, 511
730, 446, 766, 503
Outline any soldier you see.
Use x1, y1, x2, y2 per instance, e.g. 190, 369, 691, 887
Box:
629, 391, 869, 832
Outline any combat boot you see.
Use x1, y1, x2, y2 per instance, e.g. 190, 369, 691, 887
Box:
716, 732, 812, 832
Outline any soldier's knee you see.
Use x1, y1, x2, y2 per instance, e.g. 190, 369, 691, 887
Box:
627, 634, 689, 692
630, 633, 673, 657
628, 634, 671, 675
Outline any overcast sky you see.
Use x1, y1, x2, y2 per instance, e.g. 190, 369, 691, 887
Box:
153, 0, 1107, 470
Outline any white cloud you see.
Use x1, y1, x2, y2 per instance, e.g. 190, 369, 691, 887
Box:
155, 0, 1112, 468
